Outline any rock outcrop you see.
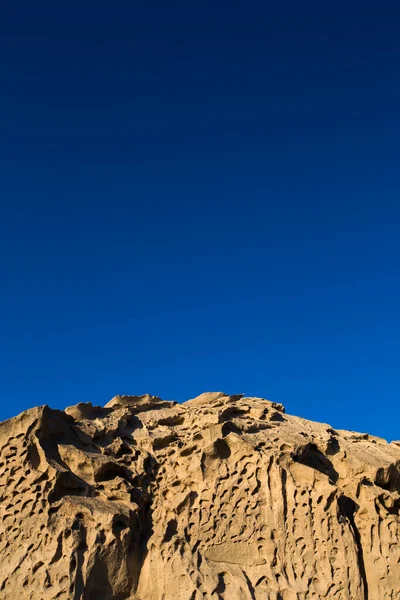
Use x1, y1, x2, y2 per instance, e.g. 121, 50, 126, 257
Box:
0, 393, 399, 599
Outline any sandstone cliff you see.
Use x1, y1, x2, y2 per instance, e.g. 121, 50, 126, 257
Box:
0, 392, 399, 599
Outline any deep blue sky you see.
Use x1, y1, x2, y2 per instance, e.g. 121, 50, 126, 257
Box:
1, 2, 399, 440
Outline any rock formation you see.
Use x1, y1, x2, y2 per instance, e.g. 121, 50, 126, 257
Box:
0, 392, 399, 599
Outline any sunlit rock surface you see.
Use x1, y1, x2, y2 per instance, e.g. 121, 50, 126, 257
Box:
0, 393, 399, 599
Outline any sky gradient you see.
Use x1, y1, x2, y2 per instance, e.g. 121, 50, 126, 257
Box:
1, 2, 400, 441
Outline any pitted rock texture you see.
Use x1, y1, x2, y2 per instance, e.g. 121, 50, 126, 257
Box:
0, 392, 399, 599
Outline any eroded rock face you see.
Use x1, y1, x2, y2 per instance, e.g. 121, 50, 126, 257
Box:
0, 393, 399, 599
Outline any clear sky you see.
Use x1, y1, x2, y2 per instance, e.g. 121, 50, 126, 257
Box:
1, 2, 399, 440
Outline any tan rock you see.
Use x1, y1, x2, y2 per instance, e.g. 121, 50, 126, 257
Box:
0, 393, 399, 599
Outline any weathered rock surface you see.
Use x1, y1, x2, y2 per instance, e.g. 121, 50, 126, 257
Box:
0, 392, 399, 599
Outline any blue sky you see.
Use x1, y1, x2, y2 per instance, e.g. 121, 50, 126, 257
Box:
1, 2, 399, 440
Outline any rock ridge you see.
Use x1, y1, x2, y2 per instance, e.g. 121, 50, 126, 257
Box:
0, 393, 399, 599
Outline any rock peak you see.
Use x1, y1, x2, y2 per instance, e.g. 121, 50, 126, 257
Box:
0, 393, 399, 599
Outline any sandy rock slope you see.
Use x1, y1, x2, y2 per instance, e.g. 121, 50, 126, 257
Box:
0, 392, 399, 599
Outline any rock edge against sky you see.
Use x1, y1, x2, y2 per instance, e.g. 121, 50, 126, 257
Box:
0, 392, 399, 599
